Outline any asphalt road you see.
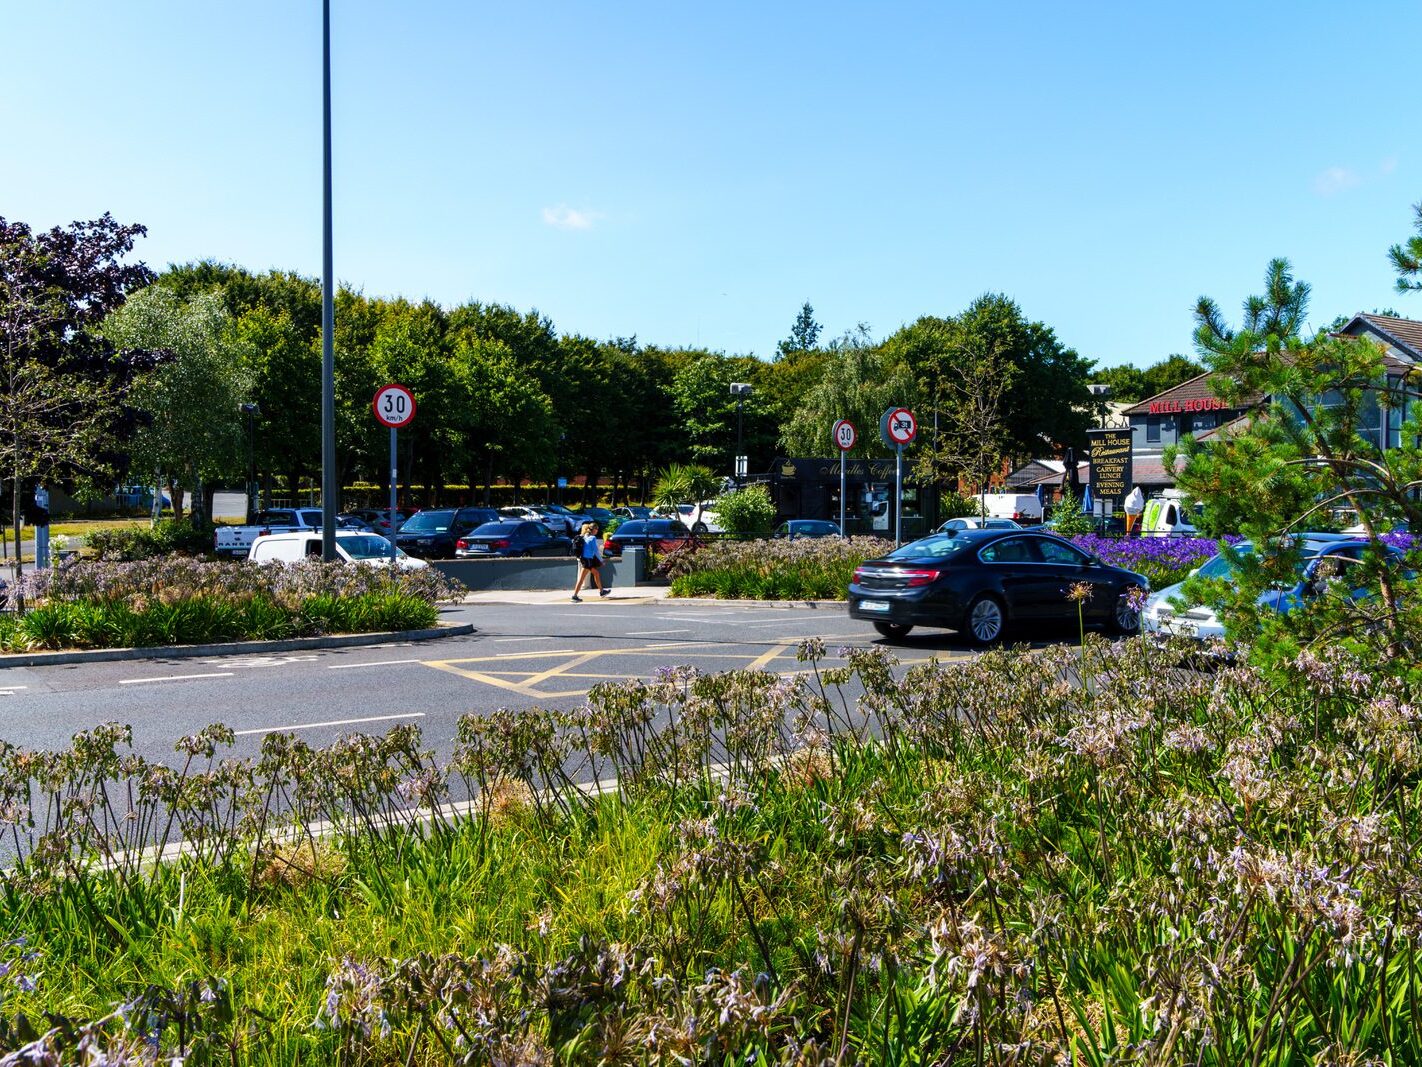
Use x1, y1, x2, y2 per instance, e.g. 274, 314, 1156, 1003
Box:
0, 599, 1004, 767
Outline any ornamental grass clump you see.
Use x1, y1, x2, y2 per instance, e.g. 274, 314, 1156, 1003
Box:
4, 632, 1422, 1061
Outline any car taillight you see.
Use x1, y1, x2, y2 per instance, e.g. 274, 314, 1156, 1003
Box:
1012, 511, 1020, 520
456, 539, 468, 549
259, 528, 271, 536
853, 566, 868, 583
898, 569, 941, 587
492, 539, 510, 549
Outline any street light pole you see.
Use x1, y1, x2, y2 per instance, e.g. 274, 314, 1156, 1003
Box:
319, 0, 338, 560
730, 382, 751, 488
241, 402, 260, 524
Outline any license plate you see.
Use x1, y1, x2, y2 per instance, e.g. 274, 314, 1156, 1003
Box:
468, 544, 489, 552
858, 600, 891, 613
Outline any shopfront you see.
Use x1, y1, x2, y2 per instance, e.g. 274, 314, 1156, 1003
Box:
755, 457, 934, 538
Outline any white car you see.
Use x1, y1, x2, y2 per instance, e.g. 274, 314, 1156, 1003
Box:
247, 531, 428, 570
936, 517, 1023, 533
673, 502, 723, 534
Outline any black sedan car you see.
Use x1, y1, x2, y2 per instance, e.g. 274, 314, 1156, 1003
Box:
774, 520, 842, 539
455, 521, 573, 558
394, 507, 501, 559
848, 528, 1148, 643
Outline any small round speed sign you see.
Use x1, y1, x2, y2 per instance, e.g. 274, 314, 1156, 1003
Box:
832, 419, 857, 451
373, 384, 416, 429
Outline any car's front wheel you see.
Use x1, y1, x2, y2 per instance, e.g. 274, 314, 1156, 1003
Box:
963, 594, 1006, 645
1111, 588, 1143, 635
692, 522, 708, 535
872, 621, 914, 641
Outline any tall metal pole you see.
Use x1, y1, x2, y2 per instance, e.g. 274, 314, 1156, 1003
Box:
735, 397, 744, 488
320, 0, 338, 560
389, 427, 398, 541
839, 453, 846, 536
894, 445, 903, 547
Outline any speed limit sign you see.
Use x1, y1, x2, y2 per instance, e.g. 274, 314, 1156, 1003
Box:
832, 419, 857, 451
373, 384, 416, 428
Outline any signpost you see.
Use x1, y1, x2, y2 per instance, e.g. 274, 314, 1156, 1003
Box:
831, 419, 857, 534
373, 384, 417, 538
879, 407, 917, 546
1085, 427, 1133, 522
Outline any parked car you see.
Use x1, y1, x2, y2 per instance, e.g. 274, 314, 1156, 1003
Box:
455, 521, 573, 558
1141, 533, 1404, 641
673, 502, 723, 534
613, 505, 654, 520
215, 507, 325, 559
773, 520, 842, 539
847, 528, 1148, 644
577, 506, 615, 525
349, 507, 408, 536
936, 517, 1022, 533
337, 513, 377, 532
247, 530, 427, 570
602, 518, 695, 557
395, 507, 501, 559
532, 507, 579, 536
1141, 493, 1202, 537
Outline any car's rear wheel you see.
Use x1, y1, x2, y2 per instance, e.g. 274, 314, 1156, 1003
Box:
963, 594, 1006, 645
872, 621, 914, 641
1112, 589, 1142, 635
692, 521, 708, 534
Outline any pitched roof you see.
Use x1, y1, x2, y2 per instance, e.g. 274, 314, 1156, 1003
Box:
1120, 370, 1264, 417
1350, 313, 1422, 361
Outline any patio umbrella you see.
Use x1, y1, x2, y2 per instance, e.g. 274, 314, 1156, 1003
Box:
1034, 482, 1045, 508
1080, 484, 1094, 513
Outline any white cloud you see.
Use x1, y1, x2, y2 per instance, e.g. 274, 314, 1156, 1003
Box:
541, 204, 602, 230
1313, 166, 1360, 196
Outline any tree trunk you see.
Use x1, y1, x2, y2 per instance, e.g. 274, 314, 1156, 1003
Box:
11, 474, 23, 606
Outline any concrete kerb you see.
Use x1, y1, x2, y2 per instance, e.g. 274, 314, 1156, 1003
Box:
0, 622, 476, 670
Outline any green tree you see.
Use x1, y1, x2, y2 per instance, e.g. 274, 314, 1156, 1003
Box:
1172, 258, 1421, 660
1092, 354, 1205, 402
1389, 201, 1422, 293
652, 463, 721, 509
0, 214, 154, 582
776, 302, 821, 359
920, 348, 1017, 515
780, 328, 918, 457
103, 288, 253, 524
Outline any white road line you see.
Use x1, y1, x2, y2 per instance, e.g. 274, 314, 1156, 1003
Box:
626, 629, 691, 636
118, 672, 235, 685
327, 658, 424, 670
234, 712, 425, 737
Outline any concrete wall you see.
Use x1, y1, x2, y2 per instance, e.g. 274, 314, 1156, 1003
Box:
432, 547, 648, 591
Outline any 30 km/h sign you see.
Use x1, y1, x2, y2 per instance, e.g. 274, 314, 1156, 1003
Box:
832, 419, 857, 451
373, 384, 416, 429
881, 407, 917, 447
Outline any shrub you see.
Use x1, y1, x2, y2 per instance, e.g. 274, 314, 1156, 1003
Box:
86, 518, 213, 561
712, 484, 777, 537
937, 490, 980, 519
666, 535, 894, 599
1048, 488, 1095, 535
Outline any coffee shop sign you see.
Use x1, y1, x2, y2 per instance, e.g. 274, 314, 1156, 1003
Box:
1148, 397, 1226, 415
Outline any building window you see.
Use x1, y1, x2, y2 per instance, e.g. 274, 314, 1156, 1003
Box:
1146, 416, 1161, 444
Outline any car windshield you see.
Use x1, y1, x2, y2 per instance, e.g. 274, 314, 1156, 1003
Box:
1195, 545, 1255, 580
340, 534, 399, 560
649, 521, 684, 535
402, 511, 453, 532
472, 522, 519, 535
615, 522, 645, 536
884, 534, 978, 561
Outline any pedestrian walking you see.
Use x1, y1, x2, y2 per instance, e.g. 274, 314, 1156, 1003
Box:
571, 522, 610, 601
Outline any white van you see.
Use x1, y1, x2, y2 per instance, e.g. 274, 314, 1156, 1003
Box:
979, 494, 1044, 523
1141, 492, 1201, 537
248, 531, 428, 570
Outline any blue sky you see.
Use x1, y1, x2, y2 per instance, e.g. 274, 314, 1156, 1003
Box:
4, 1, 1418, 367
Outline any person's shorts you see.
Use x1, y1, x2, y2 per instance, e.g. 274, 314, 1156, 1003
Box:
582, 558, 601, 569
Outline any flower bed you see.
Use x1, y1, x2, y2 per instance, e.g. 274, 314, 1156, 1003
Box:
665, 535, 894, 599
0, 559, 465, 651
1069, 533, 1230, 586
1, 640, 1419, 1062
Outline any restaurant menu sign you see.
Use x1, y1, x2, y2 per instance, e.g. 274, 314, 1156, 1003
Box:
1086, 428, 1133, 504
